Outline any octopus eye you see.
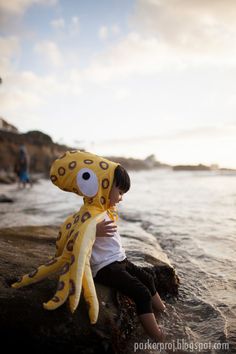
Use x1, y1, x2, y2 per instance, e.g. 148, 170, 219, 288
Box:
82, 172, 90, 180
76, 168, 98, 197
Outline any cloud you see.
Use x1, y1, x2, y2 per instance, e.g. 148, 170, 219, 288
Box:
50, 16, 80, 36
95, 122, 236, 145
0, 70, 54, 129
69, 16, 80, 35
50, 17, 65, 30
111, 25, 120, 35
0, 0, 57, 16
0, 70, 61, 111
0, 0, 57, 27
113, 88, 130, 101
98, 26, 109, 40
83, 1, 236, 84
172, 124, 236, 141
0, 90, 42, 112
0, 66, 84, 134
98, 24, 121, 40
34, 40, 63, 67
0, 36, 20, 73
84, 32, 182, 82
0, 35, 82, 124
131, 0, 236, 54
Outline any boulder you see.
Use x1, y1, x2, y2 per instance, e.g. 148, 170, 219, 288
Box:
0, 172, 17, 184
0, 194, 14, 203
0, 225, 179, 353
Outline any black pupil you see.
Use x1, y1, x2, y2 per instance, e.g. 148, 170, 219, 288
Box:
82, 172, 90, 180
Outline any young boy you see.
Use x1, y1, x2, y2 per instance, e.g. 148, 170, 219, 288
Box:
12, 151, 165, 340
92, 165, 166, 341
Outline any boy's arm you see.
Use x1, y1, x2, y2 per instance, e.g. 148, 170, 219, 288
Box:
96, 219, 117, 237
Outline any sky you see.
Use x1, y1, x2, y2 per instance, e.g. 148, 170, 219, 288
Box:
1, 0, 236, 168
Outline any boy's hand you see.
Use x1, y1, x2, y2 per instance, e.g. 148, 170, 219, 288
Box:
96, 219, 117, 237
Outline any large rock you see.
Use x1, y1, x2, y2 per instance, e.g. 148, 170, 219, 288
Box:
0, 194, 14, 202
0, 225, 179, 353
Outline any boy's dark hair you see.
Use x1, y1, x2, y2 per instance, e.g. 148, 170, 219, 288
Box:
113, 165, 130, 193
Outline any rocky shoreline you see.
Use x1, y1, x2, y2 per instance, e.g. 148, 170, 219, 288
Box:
0, 223, 179, 353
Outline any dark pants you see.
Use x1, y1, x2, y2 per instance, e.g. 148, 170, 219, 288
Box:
94, 258, 157, 315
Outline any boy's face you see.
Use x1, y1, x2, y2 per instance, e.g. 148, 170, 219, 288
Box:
109, 184, 124, 207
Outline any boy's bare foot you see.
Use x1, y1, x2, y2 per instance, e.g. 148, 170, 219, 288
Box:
156, 326, 165, 342
139, 313, 165, 342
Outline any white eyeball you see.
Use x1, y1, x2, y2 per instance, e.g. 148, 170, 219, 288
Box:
76, 168, 98, 197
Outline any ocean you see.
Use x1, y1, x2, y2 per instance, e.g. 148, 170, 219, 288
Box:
0, 169, 235, 353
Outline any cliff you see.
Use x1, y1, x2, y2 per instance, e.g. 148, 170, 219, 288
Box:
0, 117, 18, 133
0, 129, 77, 175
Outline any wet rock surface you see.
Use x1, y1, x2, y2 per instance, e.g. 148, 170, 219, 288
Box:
0, 194, 14, 202
0, 225, 179, 353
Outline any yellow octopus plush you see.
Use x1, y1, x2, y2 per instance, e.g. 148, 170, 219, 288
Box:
12, 150, 119, 324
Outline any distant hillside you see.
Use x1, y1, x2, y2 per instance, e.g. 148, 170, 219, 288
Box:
0, 117, 18, 133
105, 154, 170, 170
0, 123, 78, 175
172, 164, 236, 172
173, 164, 211, 171
0, 119, 169, 178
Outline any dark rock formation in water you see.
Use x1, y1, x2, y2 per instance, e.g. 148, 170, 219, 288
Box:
0, 194, 14, 203
173, 164, 211, 171
0, 225, 179, 354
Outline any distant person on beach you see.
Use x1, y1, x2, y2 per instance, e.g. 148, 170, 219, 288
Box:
15, 145, 32, 189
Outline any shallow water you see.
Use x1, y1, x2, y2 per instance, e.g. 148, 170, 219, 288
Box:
123, 170, 236, 353
0, 170, 235, 353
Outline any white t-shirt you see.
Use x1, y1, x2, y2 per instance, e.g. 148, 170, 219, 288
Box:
90, 213, 126, 277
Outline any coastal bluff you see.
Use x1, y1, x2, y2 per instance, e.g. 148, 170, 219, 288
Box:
0, 119, 169, 184
0, 128, 73, 178
0, 223, 179, 354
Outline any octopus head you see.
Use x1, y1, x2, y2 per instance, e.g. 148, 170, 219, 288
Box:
50, 150, 119, 210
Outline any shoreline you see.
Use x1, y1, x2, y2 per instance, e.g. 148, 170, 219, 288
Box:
1, 165, 236, 186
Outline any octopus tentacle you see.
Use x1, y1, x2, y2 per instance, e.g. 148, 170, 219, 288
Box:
43, 261, 71, 310
11, 256, 66, 289
55, 214, 76, 257
82, 256, 99, 324
68, 235, 87, 312
69, 217, 98, 313
43, 231, 79, 310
